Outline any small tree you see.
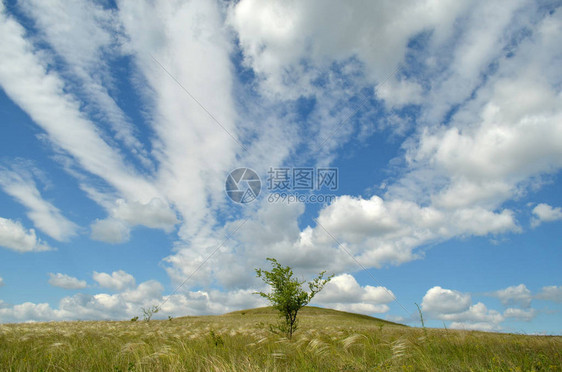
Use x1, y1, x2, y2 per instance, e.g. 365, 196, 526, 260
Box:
141, 305, 159, 322
255, 258, 333, 339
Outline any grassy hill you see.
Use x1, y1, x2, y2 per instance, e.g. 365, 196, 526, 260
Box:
0, 306, 560, 371
223, 305, 405, 326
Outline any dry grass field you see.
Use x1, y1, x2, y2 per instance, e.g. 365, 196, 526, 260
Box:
0, 306, 560, 371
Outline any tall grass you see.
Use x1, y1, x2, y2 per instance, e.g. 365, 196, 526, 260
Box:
0, 307, 560, 371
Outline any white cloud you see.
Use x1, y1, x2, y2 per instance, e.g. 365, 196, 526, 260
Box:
172, 193, 520, 292
0, 166, 78, 241
59, 293, 131, 320
0, 217, 52, 252
421, 286, 505, 331
19, 0, 151, 166
0, 302, 60, 323
397, 7, 562, 213
90, 218, 130, 244
377, 79, 424, 108
118, 0, 240, 244
158, 288, 267, 317
89, 198, 178, 243
93, 270, 136, 292
503, 308, 537, 321
229, 0, 468, 99
226, 0, 473, 163
0, 6, 169, 230
442, 303, 504, 331
448, 321, 501, 332
0, 291, 139, 322
309, 195, 517, 270
536, 286, 562, 303
531, 203, 562, 227
421, 286, 472, 314
418, 0, 528, 124
20, 0, 116, 69
164, 201, 314, 290
489, 284, 562, 308
316, 274, 395, 304
0, 280, 267, 322
48, 273, 87, 290
489, 284, 532, 308
0, 276, 4, 287
121, 280, 163, 303
111, 198, 178, 232
313, 274, 394, 315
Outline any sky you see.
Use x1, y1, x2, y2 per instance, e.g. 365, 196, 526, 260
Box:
0, 0, 561, 334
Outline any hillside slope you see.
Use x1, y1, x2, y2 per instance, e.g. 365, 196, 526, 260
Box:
223, 305, 405, 326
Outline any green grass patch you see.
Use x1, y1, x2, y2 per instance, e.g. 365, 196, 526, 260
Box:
0, 306, 560, 371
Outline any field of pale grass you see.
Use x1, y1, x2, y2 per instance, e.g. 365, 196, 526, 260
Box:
0, 307, 560, 371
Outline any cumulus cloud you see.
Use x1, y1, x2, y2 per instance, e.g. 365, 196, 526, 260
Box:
121, 280, 163, 304
536, 286, 562, 303
164, 201, 315, 291
421, 286, 472, 314
0, 302, 60, 323
313, 274, 395, 315
0, 281, 267, 323
531, 203, 562, 227
445, 303, 504, 331
158, 288, 267, 318
489, 284, 533, 308
93, 270, 136, 292
303, 195, 517, 270
170, 190, 520, 292
503, 308, 537, 322
48, 273, 87, 290
0, 217, 52, 252
486, 284, 562, 308
0, 276, 4, 287
421, 286, 504, 331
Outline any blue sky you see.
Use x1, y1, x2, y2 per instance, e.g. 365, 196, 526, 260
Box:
0, 0, 561, 334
